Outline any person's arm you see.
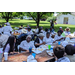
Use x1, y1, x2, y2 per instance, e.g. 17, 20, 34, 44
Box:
19, 47, 27, 51
35, 42, 46, 46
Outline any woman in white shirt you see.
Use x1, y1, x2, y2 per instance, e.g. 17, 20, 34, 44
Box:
3, 36, 16, 54
19, 35, 35, 51
43, 32, 54, 44
53, 30, 64, 43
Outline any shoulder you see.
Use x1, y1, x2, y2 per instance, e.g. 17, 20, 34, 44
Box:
21, 40, 26, 43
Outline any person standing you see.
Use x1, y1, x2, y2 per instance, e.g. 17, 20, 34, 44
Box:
3, 22, 13, 36
51, 20, 54, 29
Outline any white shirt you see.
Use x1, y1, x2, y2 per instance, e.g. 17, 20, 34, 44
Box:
19, 40, 35, 50
0, 34, 9, 46
54, 35, 63, 41
0, 28, 3, 34
35, 28, 38, 33
3, 26, 13, 36
64, 31, 71, 35
43, 36, 54, 44
18, 29, 22, 34
27, 30, 33, 35
55, 57, 70, 62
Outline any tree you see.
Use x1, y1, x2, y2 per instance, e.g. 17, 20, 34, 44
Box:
27, 12, 52, 27
0, 12, 25, 22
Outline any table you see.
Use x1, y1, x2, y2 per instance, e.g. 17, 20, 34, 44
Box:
2, 50, 54, 62
66, 34, 75, 39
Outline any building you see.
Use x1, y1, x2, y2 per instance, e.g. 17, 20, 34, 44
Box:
23, 16, 33, 20
57, 13, 75, 25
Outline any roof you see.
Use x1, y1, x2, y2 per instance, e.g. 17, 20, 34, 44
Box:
56, 13, 75, 17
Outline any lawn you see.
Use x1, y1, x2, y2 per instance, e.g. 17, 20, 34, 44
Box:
0, 19, 75, 33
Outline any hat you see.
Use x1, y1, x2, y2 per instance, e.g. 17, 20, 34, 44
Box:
26, 35, 32, 39
60, 27, 62, 29
19, 26, 22, 29
65, 27, 70, 31
22, 29, 27, 33
38, 33, 44, 37
5, 22, 10, 26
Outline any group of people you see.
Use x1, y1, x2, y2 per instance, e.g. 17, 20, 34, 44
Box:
0, 22, 75, 62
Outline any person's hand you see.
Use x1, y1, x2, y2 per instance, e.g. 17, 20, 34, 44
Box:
53, 41, 56, 43
42, 42, 46, 45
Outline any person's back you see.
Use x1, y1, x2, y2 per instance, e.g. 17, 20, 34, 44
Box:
3, 26, 13, 36
53, 46, 70, 62
65, 45, 75, 62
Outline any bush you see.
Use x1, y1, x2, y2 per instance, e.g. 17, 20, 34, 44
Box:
46, 16, 56, 22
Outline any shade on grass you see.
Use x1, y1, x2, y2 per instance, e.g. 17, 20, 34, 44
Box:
0, 19, 75, 33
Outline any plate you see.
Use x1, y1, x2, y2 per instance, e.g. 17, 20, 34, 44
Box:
46, 50, 53, 56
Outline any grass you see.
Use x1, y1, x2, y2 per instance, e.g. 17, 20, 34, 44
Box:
0, 19, 75, 33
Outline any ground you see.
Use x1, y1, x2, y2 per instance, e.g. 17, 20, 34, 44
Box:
0, 19, 75, 33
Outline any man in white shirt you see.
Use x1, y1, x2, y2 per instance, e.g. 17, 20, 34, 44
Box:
53, 30, 64, 43
19, 35, 35, 51
3, 22, 13, 36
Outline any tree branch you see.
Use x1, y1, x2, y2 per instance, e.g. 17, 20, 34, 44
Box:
28, 12, 36, 21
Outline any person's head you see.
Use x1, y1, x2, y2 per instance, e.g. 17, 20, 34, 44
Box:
65, 45, 75, 55
38, 33, 44, 40
57, 30, 62, 36
59, 27, 62, 29
26, 35, 32, 42
21, 25, 23, 27
0, 25, 2, 28
65, 27, 70, 32
3, 36, 16, 53
28, 27, 31, 31
36, 26, 38, 29
53, 46, 65, 59
45, 28, 48, 32
46, 32, 50, 38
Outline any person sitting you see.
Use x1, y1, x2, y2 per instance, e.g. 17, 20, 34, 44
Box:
0, 33, 9, 46
2, 22, 13, 36
44, 28, 48, 37
53, 30, 64, 43
53, 46, 70, 62
64, 27, 71, 35
19, 35, 35, 51
3, 36, 16, 54
18, 26, 23, 34
0, 25, 3, 34
35, 26, 39, 34
49, 27, 54, 33
43, 32, 54, 44
59, 27, 63, 34
18, 29, 28, 43
34, 33, 45, 48
27, 27, 33, 35
65, 45, 75, 62
21, 25, 23, 28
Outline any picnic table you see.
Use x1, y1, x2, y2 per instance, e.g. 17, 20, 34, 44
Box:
2, 43, 60, 62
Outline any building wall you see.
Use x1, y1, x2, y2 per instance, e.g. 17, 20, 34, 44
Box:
57, 14, 75, 25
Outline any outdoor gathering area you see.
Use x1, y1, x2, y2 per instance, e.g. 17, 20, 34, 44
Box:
0, 12, 75, 62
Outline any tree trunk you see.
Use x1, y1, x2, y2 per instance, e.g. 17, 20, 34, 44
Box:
36, 12, 40, 27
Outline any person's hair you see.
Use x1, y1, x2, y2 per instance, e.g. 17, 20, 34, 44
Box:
46, 32, 50, 35
3, 36, 16, 53
65, 45, 75, 55
53, 46, 65, 59
21, 25, 23, 26
57, 30, 62, 34
45, 28, 48, 32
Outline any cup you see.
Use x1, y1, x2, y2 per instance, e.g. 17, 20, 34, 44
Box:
4, 52, 8, 61
48, 45, 51, 50
32, 53, 36, 58
58, 41, 61, 45
0, 53, 3, 62
29, 47, 32, 53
